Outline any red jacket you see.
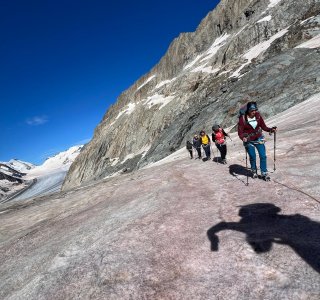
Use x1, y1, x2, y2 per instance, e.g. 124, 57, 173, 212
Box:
238, 112, 271, 141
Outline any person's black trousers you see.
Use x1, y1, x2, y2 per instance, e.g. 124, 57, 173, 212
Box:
195, 147, 201, 158
216, 144, 227, 160
202, 144, 211, 158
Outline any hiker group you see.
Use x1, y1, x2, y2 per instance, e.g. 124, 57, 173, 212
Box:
186, 101, 277, 181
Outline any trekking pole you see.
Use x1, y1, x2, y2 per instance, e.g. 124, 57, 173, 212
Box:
273, 131, 276, 171
245, 149, 249, 186
229, 136, 236, 147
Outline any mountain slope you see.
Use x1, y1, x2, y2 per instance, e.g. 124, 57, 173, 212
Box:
62, 0, 320, 190
1, 94, 319, 299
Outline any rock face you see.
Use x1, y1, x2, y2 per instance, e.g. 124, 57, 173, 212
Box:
1, 94, 320, 299
62, 0, 320, 190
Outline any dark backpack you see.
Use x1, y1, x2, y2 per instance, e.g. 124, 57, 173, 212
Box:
238, 105, 247, 118
186, 141, 193, 150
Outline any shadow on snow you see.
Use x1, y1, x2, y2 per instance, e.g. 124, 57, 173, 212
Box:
207, 203, 320, 273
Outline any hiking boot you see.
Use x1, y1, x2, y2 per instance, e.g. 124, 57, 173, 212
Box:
221, 159, 227, 164
251, 170, 258, 179
261, 173, 270, 181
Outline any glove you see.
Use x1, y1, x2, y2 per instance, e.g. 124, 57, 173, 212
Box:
272, 126, 277, 132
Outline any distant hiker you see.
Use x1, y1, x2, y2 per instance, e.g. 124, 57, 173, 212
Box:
193, 135, 202, 159
200, 130, 211, 161
186, 140, 193, 159
212, 124, 229, 164
238, 102, 277, 180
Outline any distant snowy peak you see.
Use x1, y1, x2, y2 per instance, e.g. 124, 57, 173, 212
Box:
28, 145, 83, 177
41, 145, 83, 168
8, 159, 36, 173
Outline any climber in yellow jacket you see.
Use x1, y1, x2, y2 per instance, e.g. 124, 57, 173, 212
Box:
199, 130, 211, 161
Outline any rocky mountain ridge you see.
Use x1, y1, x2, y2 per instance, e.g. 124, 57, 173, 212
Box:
63, 0, 320, 190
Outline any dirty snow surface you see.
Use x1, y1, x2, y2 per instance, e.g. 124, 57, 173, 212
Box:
0, 95, 320, 299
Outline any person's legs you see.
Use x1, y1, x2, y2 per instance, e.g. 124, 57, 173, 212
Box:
216, 144, 222, 159
216, 144, 227, 162
203, 145, 211, 158
188, 149, 193, 158
196, 147, 202, 158
221, 144, 227, 160
255, 143, 267, 174
245, 143, 257, 172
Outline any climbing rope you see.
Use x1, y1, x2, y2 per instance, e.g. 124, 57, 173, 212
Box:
225, 134, 320, 204
266, 148, 320, 204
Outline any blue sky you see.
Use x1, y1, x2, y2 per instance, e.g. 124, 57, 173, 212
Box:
0, 0, 220, 165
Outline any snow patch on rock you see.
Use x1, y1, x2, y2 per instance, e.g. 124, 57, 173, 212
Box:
154, 77, 177, 90
268, 0, 282, 9
143, 93, 176, 110
295, 34, 320, 49
257, 15, 272, 23
136, 75, 156, 91
230, 27, 289, 78
184, 33, 229, 70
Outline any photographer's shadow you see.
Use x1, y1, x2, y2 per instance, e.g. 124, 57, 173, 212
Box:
207, 203, 320, 273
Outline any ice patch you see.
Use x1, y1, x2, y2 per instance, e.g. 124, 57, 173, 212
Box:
268, 0, 282, 8
115, 110, 125, 121
154, 77, 177, 89
121, 144, 151, 164
218, 70, 231, 76
136, 75, 156, 91
110, 157, 120, 166
184, 33, 229, 70
257, 15, 272, 23
122, 153, 135, 164
300, 16, 316, 25
191, 66, 220, 74
125, 103, 136, 115
200, 33, 230, 62
144, 93, 175, 109
235, 25, 248, 37
143, 147, 186, 169
295, 34, 320, 49
183, 54, 203, 70
111, 102, 137, 126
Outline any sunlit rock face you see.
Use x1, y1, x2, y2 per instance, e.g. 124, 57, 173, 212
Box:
62, 0, 320, 190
